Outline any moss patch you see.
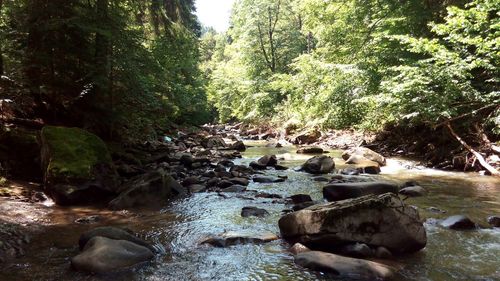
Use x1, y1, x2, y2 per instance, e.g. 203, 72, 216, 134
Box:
41, 126, 112, 181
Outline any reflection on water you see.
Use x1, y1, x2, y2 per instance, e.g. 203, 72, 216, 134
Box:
1, 142, 499, 281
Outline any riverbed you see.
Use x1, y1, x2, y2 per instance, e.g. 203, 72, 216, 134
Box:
1, 141, 499, 281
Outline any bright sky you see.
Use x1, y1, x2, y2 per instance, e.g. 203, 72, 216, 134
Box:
196, 0, 235, 32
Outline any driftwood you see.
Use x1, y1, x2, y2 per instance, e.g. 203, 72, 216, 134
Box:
446, 123, 499, 177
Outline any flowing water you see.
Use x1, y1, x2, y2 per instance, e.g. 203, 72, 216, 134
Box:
1, 141, 499, 281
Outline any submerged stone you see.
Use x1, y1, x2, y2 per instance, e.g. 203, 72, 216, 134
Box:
200, 231, 278, 247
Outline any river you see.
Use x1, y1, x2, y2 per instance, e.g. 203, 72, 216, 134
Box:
1, 140, 499, 281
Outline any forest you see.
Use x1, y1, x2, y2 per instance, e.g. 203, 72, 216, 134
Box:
0, 0, 499, 280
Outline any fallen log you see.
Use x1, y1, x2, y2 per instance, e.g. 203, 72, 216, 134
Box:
446, 123, 499, 177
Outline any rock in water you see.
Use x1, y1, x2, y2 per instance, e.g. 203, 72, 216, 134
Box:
290, 243, 311, 255
279, 193, 427, 254
302, 156, 335, 174
201, 231, 278, 247
79, 226, 154, 252
323, 182, 399, 202
342, 147, 386, 166
40, 126, 119, 205
71, 236, 154, 273
257, 155, 278, 167
487, 216, 500, 227
229, 140, 246, 151
253, 175, 286, 183
109, 169, 186, 209
241, 207, 270, 217
294, 251, 394, 280
297, 147, 324, 154
440, 215, 476, 230
399, 186, 427, 197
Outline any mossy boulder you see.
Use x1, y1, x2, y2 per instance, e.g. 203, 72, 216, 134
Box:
41, 126, 118, 205
0, 127, 42, 180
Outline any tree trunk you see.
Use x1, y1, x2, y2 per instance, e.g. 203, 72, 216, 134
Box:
95, 0, 110, 91
0, 0, 4, 76
446, 123, 499, 177
25, 0, 46, 118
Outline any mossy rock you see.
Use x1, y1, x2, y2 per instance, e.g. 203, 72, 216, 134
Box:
41, 126, 118, 205
0, 127, 41, 180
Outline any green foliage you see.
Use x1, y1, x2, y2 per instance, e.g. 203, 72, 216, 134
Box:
205, 0, 498, 135
1, 0, 210, 141
373, 0, 499, 128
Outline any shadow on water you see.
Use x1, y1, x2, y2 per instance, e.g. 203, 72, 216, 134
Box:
1, 141, 499, 281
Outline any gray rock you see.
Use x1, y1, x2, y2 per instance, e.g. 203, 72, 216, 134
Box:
229, 140, 246, 151
294, 251, 394, 280
279, 193, 427, 254
249, 161, 267, 170
399, 186, 427, 197
109, 169, 186, 209
79, 227, 154, 252
323, 182, 399, 202
375, 246, 393, 259
241, 207, 269, 217
253, 176, 286, 183
342, 147, 386, 166
297, 147, 324, 154
290, 243, 310, 255
200, 231, 278, 247
289, 194, 313, 204
257, 155, 278, 167
222, 185, 247, 193
71, 236, 154, 273
302, 156, 335, 174
339, 243, 373, 258
487, 216, 500, 227
440, 215, 476, 230
230, 177, 249, 186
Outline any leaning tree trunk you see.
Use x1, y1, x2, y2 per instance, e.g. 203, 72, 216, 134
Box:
0, 0, 3, 76
446, 123, 500, 177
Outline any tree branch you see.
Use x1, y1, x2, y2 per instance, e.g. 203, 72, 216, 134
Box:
446, 123, 499, 177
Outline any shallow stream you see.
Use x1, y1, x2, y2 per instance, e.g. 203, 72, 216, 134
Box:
1, 141, 499, 281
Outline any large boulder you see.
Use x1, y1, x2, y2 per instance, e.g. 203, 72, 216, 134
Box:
302, 156, 335, 174
342, 147, 386, 166
201, 136, 226, 149
295, 251, 394, 280
323, 182, 399, 202
71, 236, 154, 273
78, 226, 154, 252
288, 129, 321, 145
40, 126, 118, 205
109, 169, 186, 209
279, 193, 427, 255
0, 127, 41, 181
